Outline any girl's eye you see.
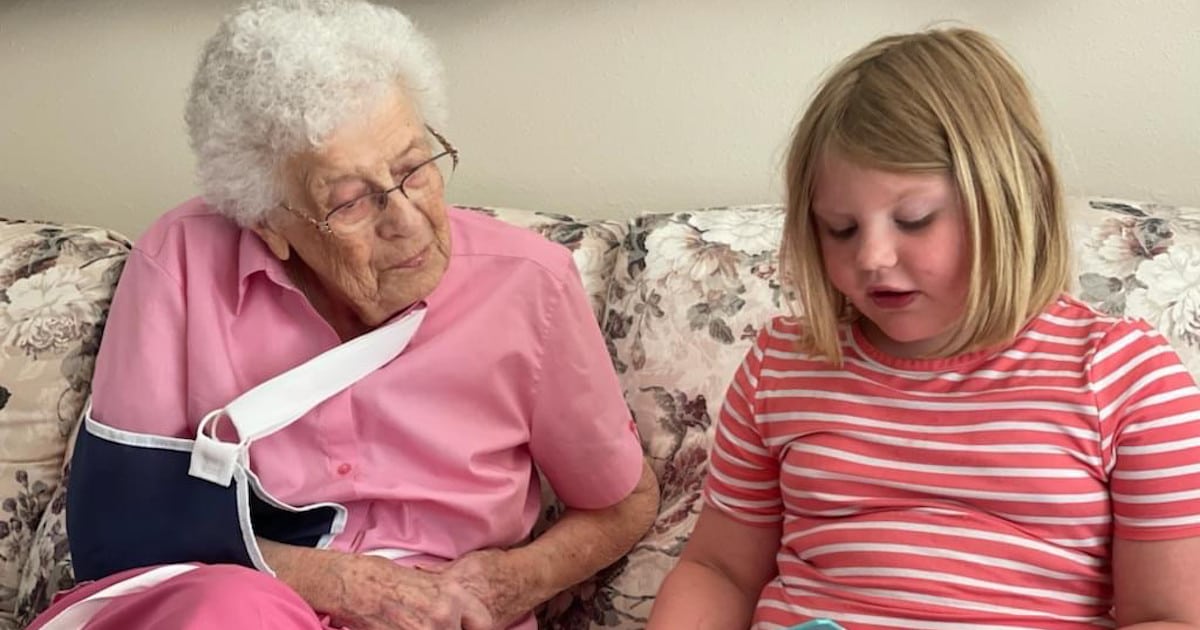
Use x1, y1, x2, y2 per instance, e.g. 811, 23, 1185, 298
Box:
826, 225, 856, 240
897, 214, 935, 231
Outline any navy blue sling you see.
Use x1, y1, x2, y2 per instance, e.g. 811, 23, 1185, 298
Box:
66, 306, 427, 582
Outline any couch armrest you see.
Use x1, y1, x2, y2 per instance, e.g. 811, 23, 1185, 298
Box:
0, 218, 130, 622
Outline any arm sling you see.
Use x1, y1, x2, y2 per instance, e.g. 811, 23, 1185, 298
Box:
66, 305, 427, 582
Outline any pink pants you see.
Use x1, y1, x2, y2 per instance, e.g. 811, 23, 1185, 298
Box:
27, 564, 334, 629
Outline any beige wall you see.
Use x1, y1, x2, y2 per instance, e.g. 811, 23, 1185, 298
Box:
2, 0, 1198, 238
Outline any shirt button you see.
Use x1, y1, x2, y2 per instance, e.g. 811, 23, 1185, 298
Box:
336, 463, 352, 476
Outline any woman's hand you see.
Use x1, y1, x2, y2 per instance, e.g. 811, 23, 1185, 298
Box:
432, 548, 533, 629
324, 552, 496, 630
258, 460, 660, 629
259, 538, 498, 630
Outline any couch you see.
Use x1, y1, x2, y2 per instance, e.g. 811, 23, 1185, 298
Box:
2, 196, 1199, 629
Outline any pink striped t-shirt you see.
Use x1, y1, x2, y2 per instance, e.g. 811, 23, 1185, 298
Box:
706, 295, 1200, 629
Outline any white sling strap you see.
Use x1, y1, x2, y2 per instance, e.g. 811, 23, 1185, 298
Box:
189, 305, 427, 486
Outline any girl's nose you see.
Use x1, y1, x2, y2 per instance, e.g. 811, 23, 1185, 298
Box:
856, 229, 898, 271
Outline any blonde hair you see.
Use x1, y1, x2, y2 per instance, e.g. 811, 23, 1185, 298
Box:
781, 27, 1070, 365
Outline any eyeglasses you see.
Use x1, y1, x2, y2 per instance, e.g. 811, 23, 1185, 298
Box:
281, 126, 459, 236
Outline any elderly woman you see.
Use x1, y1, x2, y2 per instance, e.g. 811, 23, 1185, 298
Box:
28, 1, 658, 629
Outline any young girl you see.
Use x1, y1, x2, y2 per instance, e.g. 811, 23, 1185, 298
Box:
648, 28, 1200, 630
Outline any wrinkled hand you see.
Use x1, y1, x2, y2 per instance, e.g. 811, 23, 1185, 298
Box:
325, 553, 495, 630
434, 548, 534, 629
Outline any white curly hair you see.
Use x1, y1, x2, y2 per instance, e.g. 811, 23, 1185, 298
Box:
185, 0, 447, 227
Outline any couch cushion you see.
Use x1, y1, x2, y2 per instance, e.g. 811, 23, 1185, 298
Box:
14, 463, 71, 628
566, 204, 787, 627
0, 219, 130, 626
1068, 197, 1200, 379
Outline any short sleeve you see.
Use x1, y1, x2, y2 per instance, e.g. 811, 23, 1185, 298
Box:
1092, 318, 1200, 540
89, 247, 191, 438
527, 261, 643, 510
703, 324, 782, 526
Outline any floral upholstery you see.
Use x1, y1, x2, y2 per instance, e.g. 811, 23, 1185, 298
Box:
15, 463, 71, 628
545, 206, 790, 628
0, 219, 130, 629
1069, 198, 1200, 376
4, 198, 1200, 629
534, 205, 789, 627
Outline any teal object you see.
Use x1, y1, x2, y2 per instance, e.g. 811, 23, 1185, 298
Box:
788, 620, 846, 630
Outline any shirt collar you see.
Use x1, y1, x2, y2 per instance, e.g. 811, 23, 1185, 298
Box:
235, 228, 295, 314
